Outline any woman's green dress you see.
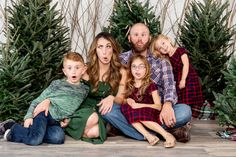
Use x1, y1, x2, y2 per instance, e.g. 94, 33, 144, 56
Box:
65, 81, 112, 144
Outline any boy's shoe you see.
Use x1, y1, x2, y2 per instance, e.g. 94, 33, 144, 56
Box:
3, 129, 11, 141
0, 119, 16, 137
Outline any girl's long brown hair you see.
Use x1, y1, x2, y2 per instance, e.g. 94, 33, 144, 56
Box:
125, 54, 153, 98
87, 32, 122, 94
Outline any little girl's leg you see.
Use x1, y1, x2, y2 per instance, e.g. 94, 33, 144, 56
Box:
141, 121, 176, 148
132, 122, 159, 146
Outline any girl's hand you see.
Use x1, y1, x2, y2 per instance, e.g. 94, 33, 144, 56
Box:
127, 98, 135, 106
179, 79, 186, 89
60, 119, 69, 128
127, 98, 141, 109
33, 99, 50, 117
97, 95, 114, 115
24, 118, 33, 128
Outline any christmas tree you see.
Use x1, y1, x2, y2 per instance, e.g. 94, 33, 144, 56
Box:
0, 0, 70, 121
214, 57, 236, 127
179, 0, 234, 104
104, 0, 160, 52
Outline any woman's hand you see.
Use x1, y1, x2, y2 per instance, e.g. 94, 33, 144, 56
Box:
24, 118, 33, 128
97, 95, 114, 115
60, 118, 69, 128
159, 101, 176, 128
33, 99, 50, 117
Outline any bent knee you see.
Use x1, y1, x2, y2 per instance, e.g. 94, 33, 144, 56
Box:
175, 104, 192, 127
48, 129, 65, 144
87, 125, 99, 138
25, 136, 43, 146
87, 112, 99, 126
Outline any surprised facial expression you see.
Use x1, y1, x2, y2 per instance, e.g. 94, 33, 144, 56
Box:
96, 37, 113, 65
63, 60, 86, 84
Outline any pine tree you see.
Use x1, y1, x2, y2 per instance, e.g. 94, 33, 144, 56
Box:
103, 0, 160, 52
214, 57, 236, 127
0, 0, 70, 121
178, 0, 234, 104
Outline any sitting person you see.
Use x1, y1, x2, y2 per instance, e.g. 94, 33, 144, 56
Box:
0, 52, 89, 145
29, 32, 127, 144
121, 54, 176, 148
103, 23, 192, 143
64, 32, 127, 144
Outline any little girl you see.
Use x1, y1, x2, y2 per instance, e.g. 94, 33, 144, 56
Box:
150, 34, 204, 118
121, 54, 176, 148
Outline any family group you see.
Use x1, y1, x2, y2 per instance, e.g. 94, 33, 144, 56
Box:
0, 23, 204, 148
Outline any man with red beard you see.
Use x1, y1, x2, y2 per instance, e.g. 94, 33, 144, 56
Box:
102, 23, 192, 143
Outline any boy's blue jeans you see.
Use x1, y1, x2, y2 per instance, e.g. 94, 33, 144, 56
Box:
102, 103, 192, 140
9, 112, 65, 145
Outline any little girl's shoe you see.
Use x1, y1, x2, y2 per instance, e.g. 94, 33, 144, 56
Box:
164, 133, 176, 148
144, 133, 159, 146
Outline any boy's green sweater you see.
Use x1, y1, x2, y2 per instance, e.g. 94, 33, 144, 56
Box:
24, 79, 89, 121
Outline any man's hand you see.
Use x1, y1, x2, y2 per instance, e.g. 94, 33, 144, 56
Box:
159, 101, 176, 128
33, 99, 50, 117
24, 118, 33, 128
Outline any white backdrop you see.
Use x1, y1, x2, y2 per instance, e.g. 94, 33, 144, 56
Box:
0, 0, 235, 57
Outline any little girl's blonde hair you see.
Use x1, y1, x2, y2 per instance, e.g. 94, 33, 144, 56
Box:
150, 34, 175, 59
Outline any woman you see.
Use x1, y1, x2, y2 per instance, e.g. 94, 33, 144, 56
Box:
65, 32, 126, 144
33, 32, 126, 144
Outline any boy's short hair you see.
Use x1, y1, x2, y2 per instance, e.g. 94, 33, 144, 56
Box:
63, 52, 84, 65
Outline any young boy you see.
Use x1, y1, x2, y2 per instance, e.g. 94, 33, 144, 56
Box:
0, 52, 89, 145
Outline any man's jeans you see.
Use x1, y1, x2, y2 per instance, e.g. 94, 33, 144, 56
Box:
102, 103, 192, 140
9, 112, 65, 145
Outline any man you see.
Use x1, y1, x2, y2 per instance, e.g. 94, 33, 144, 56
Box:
103, 23, 192, 142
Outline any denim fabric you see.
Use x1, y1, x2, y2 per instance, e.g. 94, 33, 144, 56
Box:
102, 103, 192, 140
9, 112, 65, 145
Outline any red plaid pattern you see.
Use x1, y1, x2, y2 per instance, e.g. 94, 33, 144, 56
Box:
169, 48, 204, 118
121, 83, 161, 124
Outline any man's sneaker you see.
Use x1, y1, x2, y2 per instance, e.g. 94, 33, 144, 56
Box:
0, 119, 16, 137
168, 122, 191, 143
3, 129, 11, 141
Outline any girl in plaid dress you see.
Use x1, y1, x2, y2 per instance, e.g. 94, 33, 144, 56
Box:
151, 34, 204, 118
121, 54, 176, 148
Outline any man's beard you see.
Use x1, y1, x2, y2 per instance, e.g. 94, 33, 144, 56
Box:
131, 40, 150, 54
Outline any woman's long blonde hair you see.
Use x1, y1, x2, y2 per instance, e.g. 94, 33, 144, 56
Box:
87, 32, 122, 94
125, 54, 153, 98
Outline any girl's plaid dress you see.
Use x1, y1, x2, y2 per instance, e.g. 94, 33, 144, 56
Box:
121, 83, 161, 124
169, 47, 204, 118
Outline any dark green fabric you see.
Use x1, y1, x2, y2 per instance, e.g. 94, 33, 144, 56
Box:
65, 81, 112, 144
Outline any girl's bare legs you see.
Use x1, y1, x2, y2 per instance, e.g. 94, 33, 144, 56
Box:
141, 121, 176, 148
83, 112, 99, 138
132, 122, 159, 146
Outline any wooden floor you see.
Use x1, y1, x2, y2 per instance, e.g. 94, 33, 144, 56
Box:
0, 119, 235, 157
